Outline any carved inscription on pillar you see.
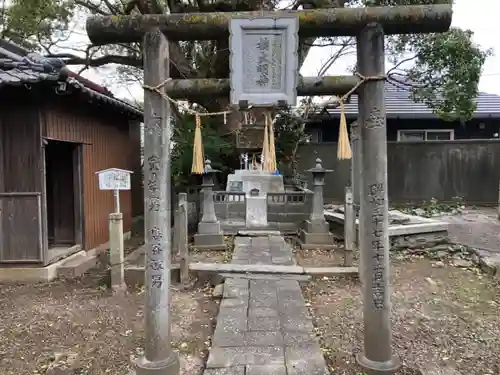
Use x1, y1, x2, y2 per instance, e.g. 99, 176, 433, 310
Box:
147, 155, 161, 212
144, 109, 167, 290
350, 121, 359, 141
366, 106, 384, 129
368, 182, 385, 310
145, 117, 162, 136
149, 226, 164, 288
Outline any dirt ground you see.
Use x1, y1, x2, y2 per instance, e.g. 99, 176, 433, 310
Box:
303, 258, 500, 375
0, 269, 219, 375
122, 234, 234, 267
294, 245, 357, 267
180, 239, 233, 264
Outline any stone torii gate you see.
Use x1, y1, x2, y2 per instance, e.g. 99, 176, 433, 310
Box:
86, 4, 452, 375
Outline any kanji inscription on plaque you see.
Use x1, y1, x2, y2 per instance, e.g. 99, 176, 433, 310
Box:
229, 16, 298, 107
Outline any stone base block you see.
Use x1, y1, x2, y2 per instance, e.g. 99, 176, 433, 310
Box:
198, 221, 221, 234
133, 352, 180, 375
238, 229, 281, 237
299, 229, 335, 250
193, 233, 227, 251
303, 219, 329, 233
0, 250, 92, 284
356, 352, 401, 375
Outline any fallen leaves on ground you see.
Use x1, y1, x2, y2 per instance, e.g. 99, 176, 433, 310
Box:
303, 258, 500, 375
0, 272, 218, 375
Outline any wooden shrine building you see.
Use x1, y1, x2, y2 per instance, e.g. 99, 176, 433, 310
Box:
0, 40, 143, 266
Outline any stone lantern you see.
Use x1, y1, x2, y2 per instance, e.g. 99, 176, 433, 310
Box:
193, 160, 226, 251
299, 158, 335, 249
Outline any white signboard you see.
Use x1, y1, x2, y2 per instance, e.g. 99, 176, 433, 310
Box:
229, 16, 298, 107
96, 168, 132, 190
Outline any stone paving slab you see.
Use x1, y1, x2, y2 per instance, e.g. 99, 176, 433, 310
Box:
204, 367, 245, 375
218, 273, 311, 281
204, 235, 329, 375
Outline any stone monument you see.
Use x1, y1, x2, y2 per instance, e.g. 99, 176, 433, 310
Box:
193, 160, 226, 251
245, 188, 268, 228
299, 158, 334, 249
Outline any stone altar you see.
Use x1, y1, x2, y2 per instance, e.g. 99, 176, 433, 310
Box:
226, 169, 284, 230
226, 169, 284, 194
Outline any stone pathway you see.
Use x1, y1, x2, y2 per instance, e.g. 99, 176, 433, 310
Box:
204, 235, 329, 375
440, 208, 500, 275
441, 208, 500, 254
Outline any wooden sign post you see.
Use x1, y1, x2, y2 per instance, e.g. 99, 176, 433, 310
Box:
96, 168, 133, 213
96, 168, 133, 294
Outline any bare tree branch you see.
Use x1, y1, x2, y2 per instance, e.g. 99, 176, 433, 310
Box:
317, 37, 355, 76
45, 52, 143, 67
74, 0, 111, 15
386, 54, 418, 76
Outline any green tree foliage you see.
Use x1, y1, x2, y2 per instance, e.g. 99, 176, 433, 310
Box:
388, 28, 491, 121
273, 102, 313, 184
170, 114, 236, 188
1, 0, 74, 50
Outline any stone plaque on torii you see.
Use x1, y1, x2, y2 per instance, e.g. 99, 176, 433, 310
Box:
86, 4, 453, 375
229, 16, 298, 109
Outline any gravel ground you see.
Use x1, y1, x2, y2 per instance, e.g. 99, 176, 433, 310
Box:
0, 270, 219, 375
303, 258, 500, 375
182, 242, 233, 264
122, 235, 234, 269
294, 246, 358, 267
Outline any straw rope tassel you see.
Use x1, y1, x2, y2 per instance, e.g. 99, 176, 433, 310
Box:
262, 114, 270, 172
337, 101, 352, 160
268, 113, 277, 172
191, 114, 205, 174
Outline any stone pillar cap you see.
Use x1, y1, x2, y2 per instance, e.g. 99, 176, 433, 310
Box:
204, 159, 219, 174
307, 158, 333, 174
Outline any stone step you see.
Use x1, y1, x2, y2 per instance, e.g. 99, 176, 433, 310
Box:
219, 273, 311, 281
190, 263, 304, 274
57, 252, 99, 279
204, 234, 330, 375
237, 230, 281, 237
205, 276, 329, 375
190, 262, 358, 277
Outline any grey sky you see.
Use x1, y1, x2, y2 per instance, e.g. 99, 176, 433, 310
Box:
82, 0, 500, 101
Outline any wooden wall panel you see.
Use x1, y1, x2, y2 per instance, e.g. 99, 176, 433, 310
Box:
0, 110, 4, 193
129, 120, 143, 217
44, 101, 138, 250
0, 93, 45, 262
0, 104, 42, 192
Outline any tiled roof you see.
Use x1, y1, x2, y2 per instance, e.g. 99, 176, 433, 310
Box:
310, 79, 500, 120
0, 40, 143, 118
